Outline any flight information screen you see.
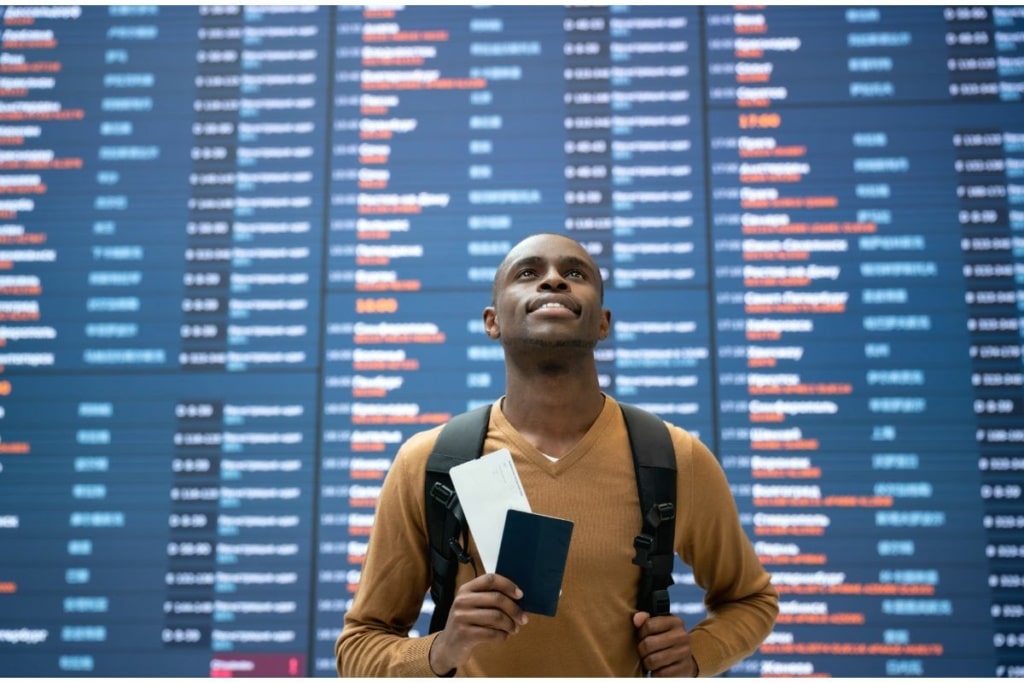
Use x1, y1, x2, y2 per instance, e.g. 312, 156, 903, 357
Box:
0, 5, 1021, 678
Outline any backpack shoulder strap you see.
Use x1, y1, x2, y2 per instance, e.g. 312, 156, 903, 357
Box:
620, 402, 677, 616
424, 404, 491, 633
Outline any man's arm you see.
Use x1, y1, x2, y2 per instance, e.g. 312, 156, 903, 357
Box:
335, 431, 440, 677
335, 429, 530, 677
672, 432, 779, 677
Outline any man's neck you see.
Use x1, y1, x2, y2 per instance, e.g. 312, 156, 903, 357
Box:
500, 368, 607, 459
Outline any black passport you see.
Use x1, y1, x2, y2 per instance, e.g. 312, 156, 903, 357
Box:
495, 508, 574, 617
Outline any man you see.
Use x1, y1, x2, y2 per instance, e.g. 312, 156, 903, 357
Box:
336, 232, 778, 677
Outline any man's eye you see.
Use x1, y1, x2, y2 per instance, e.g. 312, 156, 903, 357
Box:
517, 268, 536, 278
566, 269, 585, 278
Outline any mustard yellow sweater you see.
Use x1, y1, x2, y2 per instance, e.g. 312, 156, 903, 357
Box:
337, 396, 778, 677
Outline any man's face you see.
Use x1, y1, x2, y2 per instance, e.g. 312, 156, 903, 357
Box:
484, 233, 610, 351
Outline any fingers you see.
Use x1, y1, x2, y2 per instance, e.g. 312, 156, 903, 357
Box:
472, 571, 525, 601
450, 580, 527, 635
456, 572, 528, 626
634, 613, 697, 677
430, 573, 528, 674
636, 613, 681, 636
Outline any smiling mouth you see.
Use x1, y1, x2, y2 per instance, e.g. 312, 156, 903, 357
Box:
529, 300, 579, 316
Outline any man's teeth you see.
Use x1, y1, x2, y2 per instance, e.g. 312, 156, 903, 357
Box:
541, 302, 567, 309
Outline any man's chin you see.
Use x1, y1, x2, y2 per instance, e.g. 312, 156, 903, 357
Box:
507, 337, 597, 351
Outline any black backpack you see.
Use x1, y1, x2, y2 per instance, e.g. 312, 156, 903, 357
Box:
424, 402, 677, 633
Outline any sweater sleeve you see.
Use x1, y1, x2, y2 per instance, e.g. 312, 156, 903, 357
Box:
674, 431, 779, 677
335, 429, 443, 677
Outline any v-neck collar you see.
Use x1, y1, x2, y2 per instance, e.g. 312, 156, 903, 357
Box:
491, 394, 617, 475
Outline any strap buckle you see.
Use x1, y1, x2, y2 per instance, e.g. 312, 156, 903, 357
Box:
650, 589, 670, 616
633, 534, 673, 570
430, 481, 458, 509
633, 532, 655, 569
448, 537, 472, 564
430, 482, 472, 565
645, 501, 675, 528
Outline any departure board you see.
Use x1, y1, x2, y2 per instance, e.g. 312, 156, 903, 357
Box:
0, 5, 1021, 678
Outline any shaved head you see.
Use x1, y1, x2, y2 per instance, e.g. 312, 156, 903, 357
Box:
492, 232, 604, 305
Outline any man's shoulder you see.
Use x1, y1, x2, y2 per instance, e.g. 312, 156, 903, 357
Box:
376, 424, 445, 509
611, 398, 706, 464
612, 398, 697, 439
396, 422, 446, 464
393, 402, 500, 475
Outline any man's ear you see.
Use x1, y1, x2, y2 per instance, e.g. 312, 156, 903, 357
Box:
483, 306, 500, 339
598, 308, 611, 341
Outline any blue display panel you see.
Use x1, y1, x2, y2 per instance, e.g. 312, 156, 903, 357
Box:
0, 5, 1021, 678
704, 5, 1022, 676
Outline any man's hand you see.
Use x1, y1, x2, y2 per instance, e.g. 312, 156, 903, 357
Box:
428, 573, 528, 676
633, 611, 698, 677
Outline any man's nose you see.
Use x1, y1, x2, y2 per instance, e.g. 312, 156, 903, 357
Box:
539, 268, 568, 290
